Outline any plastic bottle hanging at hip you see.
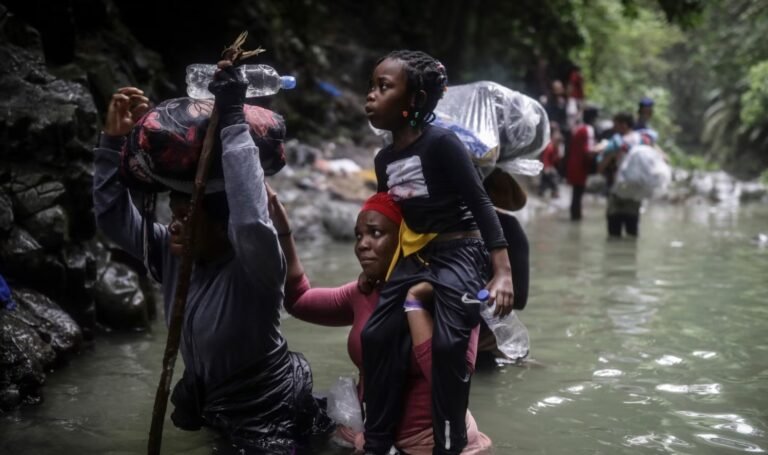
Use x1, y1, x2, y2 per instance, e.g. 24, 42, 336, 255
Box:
462, 289, 530, 363
185, 64, 297, 99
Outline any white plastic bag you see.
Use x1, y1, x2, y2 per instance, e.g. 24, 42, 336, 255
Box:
434, 83, 500, 166
436, 81, 550, 165
327, 376, 363, 432
612, 145, 671, 201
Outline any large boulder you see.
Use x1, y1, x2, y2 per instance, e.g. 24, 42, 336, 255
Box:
10, 178, 66, 218
0, 287, 82, 411
0, 227, 45, 274
92, 261, 150, 331
321, 199, 362, 242
20, 205, 69, 249
13, 288, 83, 356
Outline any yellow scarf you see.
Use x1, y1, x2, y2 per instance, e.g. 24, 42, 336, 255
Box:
385, 220, 438, 281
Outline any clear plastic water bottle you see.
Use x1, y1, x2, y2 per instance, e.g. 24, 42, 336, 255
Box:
185, 64, 297, 99
463, 289, 530, 362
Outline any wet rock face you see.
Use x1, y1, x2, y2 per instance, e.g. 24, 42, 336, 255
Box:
0, 191, 13, 232
12, 288, 83, 355
11, 179, 67, 218
0, 2, 166, 409
0, 288, 82, 411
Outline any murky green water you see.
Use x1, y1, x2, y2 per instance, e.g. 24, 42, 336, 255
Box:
2, 201, 768, 454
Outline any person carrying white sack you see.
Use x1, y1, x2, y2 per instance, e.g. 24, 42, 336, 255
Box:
596, 112, 670, 238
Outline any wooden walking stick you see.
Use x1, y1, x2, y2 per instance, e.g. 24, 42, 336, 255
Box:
147, 32, 264, 455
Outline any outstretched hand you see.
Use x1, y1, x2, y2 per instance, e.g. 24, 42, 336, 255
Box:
104, 87, 149, 137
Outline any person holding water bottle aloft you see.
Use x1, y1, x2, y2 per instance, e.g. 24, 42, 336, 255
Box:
93, 61, 329, 454
361, 50, 514, 455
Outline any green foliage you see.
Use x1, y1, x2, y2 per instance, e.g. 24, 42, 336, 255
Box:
619, 0, 704, 27
572, 0, 768, 178
574, 0, 683, 143
653, 0, 704, 29
740, 60, 768, 128
687, 1, 768, 178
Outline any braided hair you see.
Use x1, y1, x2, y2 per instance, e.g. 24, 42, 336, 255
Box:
378, 50, 448, 128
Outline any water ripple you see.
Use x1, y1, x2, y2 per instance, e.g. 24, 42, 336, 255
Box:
714, 422, 761, 436
624, 433, 692, 450
593, 369, 623, 377
696, 433, 765, 452
692, 350, 718, 359
656, 355, 684, 366
527, 395, 572, 414
656, 383, 721, 395
676, 411, 764, 437
623, 394, 652, 405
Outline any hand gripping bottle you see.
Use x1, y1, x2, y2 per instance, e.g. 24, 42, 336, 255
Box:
463, 289, 530, 362
185, 64, 297, 99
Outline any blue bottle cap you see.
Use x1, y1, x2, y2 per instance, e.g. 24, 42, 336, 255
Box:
280, 76, 297, 90
476, 289, 490, 302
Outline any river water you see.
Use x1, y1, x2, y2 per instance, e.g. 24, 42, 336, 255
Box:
2, 201, 767, 454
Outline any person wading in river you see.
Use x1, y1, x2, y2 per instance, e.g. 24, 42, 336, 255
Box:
268, 189, 492, 454
93, 65, 330, 453
361, 49, 513, 455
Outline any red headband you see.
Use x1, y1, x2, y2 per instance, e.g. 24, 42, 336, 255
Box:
361, 192, 402, 226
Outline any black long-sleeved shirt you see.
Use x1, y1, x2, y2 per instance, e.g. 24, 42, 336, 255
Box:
375, 125, 507, 250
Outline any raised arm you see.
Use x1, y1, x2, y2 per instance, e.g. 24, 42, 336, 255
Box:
265, 184, 355, 325
93, 88, 166, 277
285, 277, 356, 327
209, 63, 286, 289
266, 184, 304, 291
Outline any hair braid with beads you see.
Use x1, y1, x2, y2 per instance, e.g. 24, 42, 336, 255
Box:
378, 50, 448, 128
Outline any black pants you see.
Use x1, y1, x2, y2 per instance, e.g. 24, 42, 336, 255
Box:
607, 213, 639, 237
606, 194, 641, 237
361, 239, 490, 455
570, 184, 585, 220
538, 170, 559, 197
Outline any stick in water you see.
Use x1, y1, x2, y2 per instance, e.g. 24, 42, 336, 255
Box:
146, 32, 263, 455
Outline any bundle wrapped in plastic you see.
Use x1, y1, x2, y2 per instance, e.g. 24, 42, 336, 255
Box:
612, 144, 671, 201
120, 97, 286, 194
326, 376, 363, 432
433, 83, 500, 167
435, 81, 550, 175
370, 81, 549, 177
